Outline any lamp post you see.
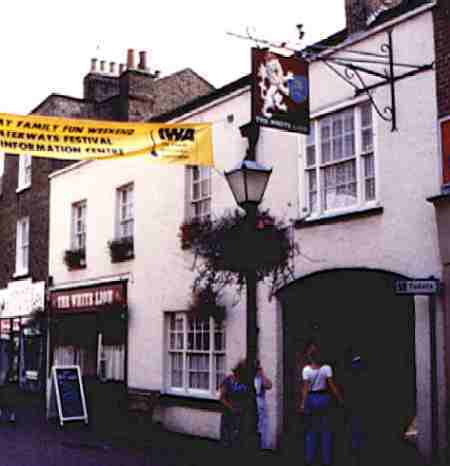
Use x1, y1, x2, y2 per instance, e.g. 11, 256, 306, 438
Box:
224, 127, 272, 450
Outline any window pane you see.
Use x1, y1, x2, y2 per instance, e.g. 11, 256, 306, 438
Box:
306, 146, 316, 167
322, 160, 357, 210
344, 134, 355, 157
332, 118, 343, 137
333, 136, 343, 160
366, 179, 376, 200
362, 129, 373, 153
321, 141, 331, 163
361, 102, 372, 127
170, 353, 183, 387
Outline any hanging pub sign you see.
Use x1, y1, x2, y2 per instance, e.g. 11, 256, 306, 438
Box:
50, 282, 126, 314
252, 48, 310, 134
0, 113, 214, 166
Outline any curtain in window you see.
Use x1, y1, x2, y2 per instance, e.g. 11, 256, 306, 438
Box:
101, 345, 125, 381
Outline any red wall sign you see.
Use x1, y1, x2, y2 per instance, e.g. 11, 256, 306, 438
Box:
50, 282, 126, 314
441, 119, 450, 186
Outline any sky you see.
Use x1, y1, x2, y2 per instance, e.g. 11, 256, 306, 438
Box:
0, 1, 345, 115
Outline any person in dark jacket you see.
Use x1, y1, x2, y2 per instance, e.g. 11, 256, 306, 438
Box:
346, 355, 369, 466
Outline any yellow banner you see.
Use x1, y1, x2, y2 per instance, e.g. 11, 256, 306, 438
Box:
0, 113, 214, 166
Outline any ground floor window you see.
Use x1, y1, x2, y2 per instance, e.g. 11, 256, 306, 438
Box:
52, 313, 126, 381
166, 312, 226, 397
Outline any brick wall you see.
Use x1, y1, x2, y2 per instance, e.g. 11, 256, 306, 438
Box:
433, 1, 450, 117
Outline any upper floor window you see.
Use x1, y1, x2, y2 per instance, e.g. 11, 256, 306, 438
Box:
190, 166, 211, 221
17, 154, 32, 191
305, 102, 375, 215
166, 312, 225, 398
71, 201, 86, 251
117, 184, 134, 239
15, 217, 29, 276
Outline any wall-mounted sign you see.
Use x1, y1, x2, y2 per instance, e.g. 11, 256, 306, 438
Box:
395, 279, 441, 295
252, 48, 310, 134
50, 282, 126, 314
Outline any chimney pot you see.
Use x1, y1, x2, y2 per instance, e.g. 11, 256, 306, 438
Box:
127, 49, 135, 69
100, 60, 106, 73
119, 63, 126, 74
90, 58, 98, 73
110, 61, 116, 74
138, 51, 148, 71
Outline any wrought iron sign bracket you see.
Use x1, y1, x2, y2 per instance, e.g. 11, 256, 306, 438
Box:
227, 28, 433, 132
304, 30, 433, 132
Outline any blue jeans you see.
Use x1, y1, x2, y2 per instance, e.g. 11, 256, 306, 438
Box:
304, 393, 332, 465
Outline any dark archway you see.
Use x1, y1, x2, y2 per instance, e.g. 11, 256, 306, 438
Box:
278, 268, 416, 463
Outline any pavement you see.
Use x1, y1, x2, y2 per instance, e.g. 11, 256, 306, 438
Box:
0, 391, 428, 466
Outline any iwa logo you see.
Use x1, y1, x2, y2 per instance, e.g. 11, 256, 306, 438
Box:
149, 127, 196, 158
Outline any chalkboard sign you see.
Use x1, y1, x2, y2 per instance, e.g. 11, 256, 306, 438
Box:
52, 365, 88, 426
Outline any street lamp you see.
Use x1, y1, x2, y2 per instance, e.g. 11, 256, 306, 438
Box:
224, 154, 272, 450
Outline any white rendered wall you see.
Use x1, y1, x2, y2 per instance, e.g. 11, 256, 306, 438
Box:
48, 10, 443, 454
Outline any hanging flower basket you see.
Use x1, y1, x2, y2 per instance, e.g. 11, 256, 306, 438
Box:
108, 236, 134, 263
189, 287, 226, 323
179, 219, 210, 250
63, 248, 86, 270
180, 210, 295, 284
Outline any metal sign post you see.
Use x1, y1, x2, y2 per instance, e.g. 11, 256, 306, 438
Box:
395, 277, 441, 465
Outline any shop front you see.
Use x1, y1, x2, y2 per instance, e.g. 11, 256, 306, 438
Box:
48, 280, 128, 429
0, 279, 46, 394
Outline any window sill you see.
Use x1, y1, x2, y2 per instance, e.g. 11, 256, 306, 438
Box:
13, 271, 30, 279
295, 204, 383, 229
16, 184, 31, 194
159, 394, 223, 412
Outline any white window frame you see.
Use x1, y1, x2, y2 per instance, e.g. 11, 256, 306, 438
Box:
71, 200, 87, 251
165, 312, 226, 399
190, 166, 211, 221
304, 101, 376, 218
116, 183, 134, 239
15, 217, 30, 276
17, 154, 32, 192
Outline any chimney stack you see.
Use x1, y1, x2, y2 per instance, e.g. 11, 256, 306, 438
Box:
127, 49, 135, 69
109, 61, 116, 75
346, 0, 403, 33
345, 0, 368, 34
138, 51, 148, 71
90, 58, 98, 73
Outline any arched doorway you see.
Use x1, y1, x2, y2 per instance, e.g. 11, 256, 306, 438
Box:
278, 269, 416, 463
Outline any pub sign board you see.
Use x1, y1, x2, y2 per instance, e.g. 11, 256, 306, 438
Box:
252, 48, 310, 134
50, 282, 126, 314
52, 365, 88, 426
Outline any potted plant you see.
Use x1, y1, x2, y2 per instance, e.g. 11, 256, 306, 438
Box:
108, 236, 134, 263
63, 248, 86, 269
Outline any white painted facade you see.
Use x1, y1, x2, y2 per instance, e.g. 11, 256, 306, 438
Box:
48, 5, 444, 459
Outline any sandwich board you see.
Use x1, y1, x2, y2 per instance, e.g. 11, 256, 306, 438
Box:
51, 365, 88, 427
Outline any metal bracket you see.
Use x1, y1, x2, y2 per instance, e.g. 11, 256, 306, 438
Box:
228, 29, 433, 132
304, 30, 433, 132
